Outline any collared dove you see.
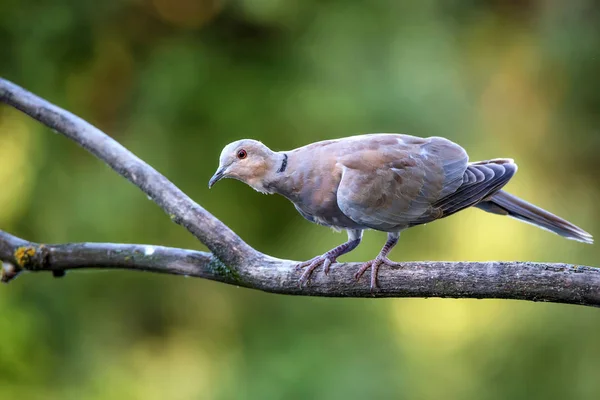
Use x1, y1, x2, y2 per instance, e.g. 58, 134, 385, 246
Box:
209, 134, 593, 289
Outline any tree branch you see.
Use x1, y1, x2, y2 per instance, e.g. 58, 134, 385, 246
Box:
1, 77, 599, 307
1, 229, 599, 306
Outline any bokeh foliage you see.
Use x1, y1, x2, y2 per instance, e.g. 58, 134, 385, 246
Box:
1, 0, 600, 399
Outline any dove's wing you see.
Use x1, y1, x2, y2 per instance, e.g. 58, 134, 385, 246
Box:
335, 136, 470, 231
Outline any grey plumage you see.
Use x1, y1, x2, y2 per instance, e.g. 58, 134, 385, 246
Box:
476, 190, 592, 243
209, 134, 593, 289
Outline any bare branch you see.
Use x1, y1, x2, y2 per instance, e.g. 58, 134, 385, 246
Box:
1, 77, 599, 307
1, 229, 599, 306
0, 230, 217, 281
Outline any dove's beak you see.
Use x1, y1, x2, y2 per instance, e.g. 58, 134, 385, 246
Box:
208, 168, 226, 188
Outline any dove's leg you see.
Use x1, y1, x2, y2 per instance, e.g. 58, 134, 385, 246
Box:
297, 229, 363, 286
355, 232, 400, 290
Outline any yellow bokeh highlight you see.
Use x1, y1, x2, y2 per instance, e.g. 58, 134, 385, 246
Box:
85, 331, 231, 400
0, 111, 39, 225
390, 298, 533, 400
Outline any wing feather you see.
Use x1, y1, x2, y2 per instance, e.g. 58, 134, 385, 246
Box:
336, 136, 469, 231
411, 159, 517, 225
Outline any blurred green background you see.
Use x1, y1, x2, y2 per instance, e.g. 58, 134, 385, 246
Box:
1, 0, 600, 399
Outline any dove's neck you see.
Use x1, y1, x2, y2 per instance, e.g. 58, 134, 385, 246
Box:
261, 152, 296, 196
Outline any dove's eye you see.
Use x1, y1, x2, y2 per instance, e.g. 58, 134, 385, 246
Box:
237, 149, 247, 159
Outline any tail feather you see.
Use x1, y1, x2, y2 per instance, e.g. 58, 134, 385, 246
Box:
476, 190, 593, 244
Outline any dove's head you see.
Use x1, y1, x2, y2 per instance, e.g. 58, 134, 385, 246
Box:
208, 139, 279, 193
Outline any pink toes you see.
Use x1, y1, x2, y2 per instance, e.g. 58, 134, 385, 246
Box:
297, 255, 336, 287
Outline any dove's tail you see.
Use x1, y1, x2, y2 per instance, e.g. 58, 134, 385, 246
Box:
476, 190, 593, 244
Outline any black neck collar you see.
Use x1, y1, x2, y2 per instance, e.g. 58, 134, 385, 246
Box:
277, 153, 288, 173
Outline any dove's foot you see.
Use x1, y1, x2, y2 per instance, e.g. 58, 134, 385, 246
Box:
354, 256, 402, 291
296, 230, 363, 287
297, 254, 337, 287
354, 232, 401, 290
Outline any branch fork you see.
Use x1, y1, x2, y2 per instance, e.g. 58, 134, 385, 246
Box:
1, 77, 598, 306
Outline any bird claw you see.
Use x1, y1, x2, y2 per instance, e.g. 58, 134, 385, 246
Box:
354, 257, 401, 291
296, 254, 336, 287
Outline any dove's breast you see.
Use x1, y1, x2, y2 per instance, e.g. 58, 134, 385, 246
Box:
272, 142, 366, 230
